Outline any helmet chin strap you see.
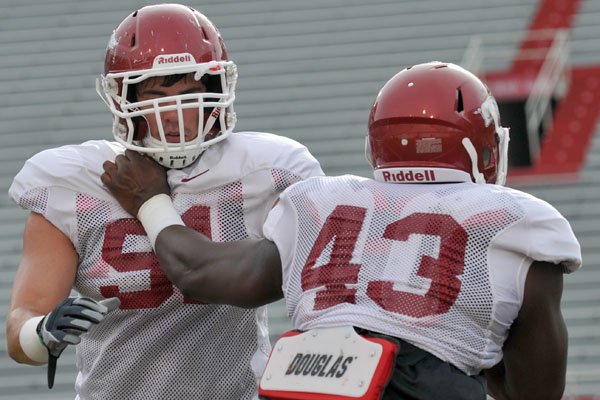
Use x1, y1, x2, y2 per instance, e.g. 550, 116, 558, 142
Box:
478, 95, 510, 186
203, 107, 220, 137
461, 138, 486, 184
364, 136, 375, 168
495, 127, 510, 186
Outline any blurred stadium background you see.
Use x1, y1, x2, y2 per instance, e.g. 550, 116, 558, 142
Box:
1, 0, 599, 398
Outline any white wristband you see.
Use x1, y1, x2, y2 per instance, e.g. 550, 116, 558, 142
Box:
19, 316, 48, 364
137, 194, 184, 248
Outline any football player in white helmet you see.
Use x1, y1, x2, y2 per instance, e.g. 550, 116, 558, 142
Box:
6, 4, 323, 399
102, 63, 580, 400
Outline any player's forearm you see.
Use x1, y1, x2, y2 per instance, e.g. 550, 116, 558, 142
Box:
154, 226, 283, 307
485, 328, 567, 400
485, 361, 519, 400
486, 365, 565, 400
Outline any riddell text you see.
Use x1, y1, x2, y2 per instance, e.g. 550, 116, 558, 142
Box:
156, 55, 192, 64
382, 170, 436, 182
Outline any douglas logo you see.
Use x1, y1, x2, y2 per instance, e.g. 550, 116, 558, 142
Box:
285, 353, 354, 378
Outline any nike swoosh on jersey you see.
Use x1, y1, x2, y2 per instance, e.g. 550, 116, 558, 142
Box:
181, 169, 210, 182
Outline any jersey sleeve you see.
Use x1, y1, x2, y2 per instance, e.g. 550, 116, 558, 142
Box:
8, 140, 123, 244
10, 147, 79, 242
271, 140, 324, 186
236, 133, 324, 238
493, 191, 582, 273
253, 132, 324, 191
525, 198, 581, 272
262, 188, 300, 294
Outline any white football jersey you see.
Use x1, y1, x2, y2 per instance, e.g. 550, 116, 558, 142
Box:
9, 132, 323, 400
263, 175, 581, 376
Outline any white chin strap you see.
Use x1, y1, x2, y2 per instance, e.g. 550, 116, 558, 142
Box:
495, 127, 510, 186
478, 95, 510, 186
203, 108, 220, 136
461, 126, 510, 186
364, 136, 374, 168
461, 138, 486, 184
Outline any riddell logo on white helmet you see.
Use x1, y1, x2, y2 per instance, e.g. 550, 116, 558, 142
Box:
153, 53, 195, 69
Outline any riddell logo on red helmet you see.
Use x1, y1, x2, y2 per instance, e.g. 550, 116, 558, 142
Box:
153, 53, 194, 68
381, 170, 436, 182
374, 167, 472, 183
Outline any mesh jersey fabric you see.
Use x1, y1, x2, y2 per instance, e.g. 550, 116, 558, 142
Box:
9, 133, 324, 400
263, 175, 581, 376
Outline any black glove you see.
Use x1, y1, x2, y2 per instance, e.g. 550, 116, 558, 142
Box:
36, 296, 121, 388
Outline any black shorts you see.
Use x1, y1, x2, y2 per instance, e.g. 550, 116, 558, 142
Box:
359, 330, 487, 400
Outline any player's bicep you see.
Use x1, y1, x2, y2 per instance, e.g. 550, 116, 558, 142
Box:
11, 212, 78, 314
493, 261, 567, 400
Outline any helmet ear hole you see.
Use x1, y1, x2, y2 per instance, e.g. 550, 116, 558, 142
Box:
456, 88, 464, 113
482, 147, 491, 167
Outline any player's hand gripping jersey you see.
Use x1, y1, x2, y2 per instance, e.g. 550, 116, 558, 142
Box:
263, 175, 581, 376
9, 133, 323, 400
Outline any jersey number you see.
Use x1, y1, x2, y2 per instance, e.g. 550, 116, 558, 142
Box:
301, 205, 468, 317
99, 206, 210, 309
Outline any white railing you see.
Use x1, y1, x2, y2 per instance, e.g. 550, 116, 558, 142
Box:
461, 29, 571, 163
524, 29, 570, 161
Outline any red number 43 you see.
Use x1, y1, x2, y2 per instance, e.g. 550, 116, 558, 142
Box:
301, 205, 468, 317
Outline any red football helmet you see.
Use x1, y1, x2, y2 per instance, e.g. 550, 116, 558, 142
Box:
96, 4, 237, 168
366, 62, 509, 185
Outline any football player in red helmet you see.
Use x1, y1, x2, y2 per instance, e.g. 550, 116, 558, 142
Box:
366, 61, 509, 185
7, 4, 323, 399
96, 3, 237, 169
102, 62, 579, 400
